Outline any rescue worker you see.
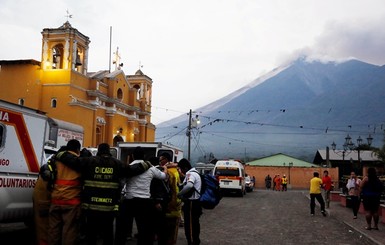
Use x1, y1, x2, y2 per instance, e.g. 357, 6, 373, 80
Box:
33, 146, 66, 245
56, 143, 152, 245
48, 139, 82, 245
33, 170, 51, 245
281, 174, 288, 191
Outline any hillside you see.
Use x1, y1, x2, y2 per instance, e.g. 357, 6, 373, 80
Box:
155, 59, 385, 163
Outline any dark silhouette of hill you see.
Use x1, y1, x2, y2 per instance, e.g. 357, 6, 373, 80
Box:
156, 59, 385, 163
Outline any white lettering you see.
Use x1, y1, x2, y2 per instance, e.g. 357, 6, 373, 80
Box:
0, 177, 36, 188
0, 111, 9, 122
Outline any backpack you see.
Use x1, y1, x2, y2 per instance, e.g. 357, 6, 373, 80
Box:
150, 164, 172, 204
194, 171, 222, 209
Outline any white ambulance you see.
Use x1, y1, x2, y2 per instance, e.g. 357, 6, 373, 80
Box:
0, 100, 83, 224
115, 141, 184, 164
213, 159, 246, 197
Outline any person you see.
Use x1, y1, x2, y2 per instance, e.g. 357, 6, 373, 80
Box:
159, 152, 182, 245
178, 162, 187, 228
274, 174, 282, 191
359, 167, 383, 230
56, 143, 151, 245
149, 156, 170, 245
48, 139, 82, 245
309, 171, 326, 217
265, 174, 272, 190
177, 158, 202, 245
33, 162, 52, 245
272, 175, 277, 191
33, 146, 66, 245
346, 171, 361, 219
281, 174, 288, 191
322, 170, 333, 208
115, 146, 168, 245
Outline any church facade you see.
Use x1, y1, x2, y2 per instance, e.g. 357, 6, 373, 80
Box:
0, 21, 155, 147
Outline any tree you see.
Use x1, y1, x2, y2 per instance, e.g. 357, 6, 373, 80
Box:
374, 144, 385, 163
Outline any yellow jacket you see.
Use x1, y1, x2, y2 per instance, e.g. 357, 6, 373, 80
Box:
281, 177, 288, 184
165, 166, 182, 218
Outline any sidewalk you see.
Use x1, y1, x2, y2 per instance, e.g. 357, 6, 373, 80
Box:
324, 199, 385, 245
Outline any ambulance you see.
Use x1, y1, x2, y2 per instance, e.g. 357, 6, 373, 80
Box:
213, 159, 246, 197
115, 141, 184, 164
0, 100, 83, 224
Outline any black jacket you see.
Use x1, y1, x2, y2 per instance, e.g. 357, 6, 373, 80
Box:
58, 152, 148, 212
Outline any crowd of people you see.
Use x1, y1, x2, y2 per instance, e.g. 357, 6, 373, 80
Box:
263, 168, 383, 231
32, 139, 384, 244
264, 174, 288, 191
308, 169, 383, 232
32, 139, 203, 245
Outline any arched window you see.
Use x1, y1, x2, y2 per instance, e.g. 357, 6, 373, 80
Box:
75, 47, 83, 72
117, 88, 123, 100
133, 85, 141, 100
96, 126, 102, 146
18, 98, 24, 106
52, 45, 63, 69
113, 135, 124, 147
51, 98, 57, 108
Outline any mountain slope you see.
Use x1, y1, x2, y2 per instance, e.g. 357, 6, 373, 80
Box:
156, 59, 385, 163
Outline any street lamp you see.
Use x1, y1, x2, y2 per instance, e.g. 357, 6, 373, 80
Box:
331, 141, 346, 160
332, 134, 373, 174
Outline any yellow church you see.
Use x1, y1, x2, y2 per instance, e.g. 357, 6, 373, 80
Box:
0, 21, 155, 147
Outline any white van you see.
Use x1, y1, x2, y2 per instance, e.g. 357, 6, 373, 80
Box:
213, 160, 246, 197
0, 100, 82, 224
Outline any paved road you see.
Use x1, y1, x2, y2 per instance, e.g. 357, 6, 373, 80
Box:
195, 190, 375, 245
0, 190, 380, 245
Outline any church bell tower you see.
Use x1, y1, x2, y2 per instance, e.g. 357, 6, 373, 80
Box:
41, 21, 90, 75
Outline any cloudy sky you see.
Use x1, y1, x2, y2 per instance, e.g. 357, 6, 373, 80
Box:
1, 0, 385, 125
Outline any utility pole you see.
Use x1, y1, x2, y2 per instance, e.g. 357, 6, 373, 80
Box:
187, 109, 192, 161
326, 146, 330, 167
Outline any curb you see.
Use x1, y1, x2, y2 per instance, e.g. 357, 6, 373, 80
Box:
341, 220, 383, 245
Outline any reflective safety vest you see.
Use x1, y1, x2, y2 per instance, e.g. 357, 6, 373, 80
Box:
281, 177, 288, 185
81, 156, 122, 212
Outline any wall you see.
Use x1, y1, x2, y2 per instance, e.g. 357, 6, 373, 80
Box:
245, 166, 339, 190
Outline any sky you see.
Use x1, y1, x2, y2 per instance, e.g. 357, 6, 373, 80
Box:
1, 0, 385, 125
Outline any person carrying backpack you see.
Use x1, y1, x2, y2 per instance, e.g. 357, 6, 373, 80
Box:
177, 158, 202, 245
